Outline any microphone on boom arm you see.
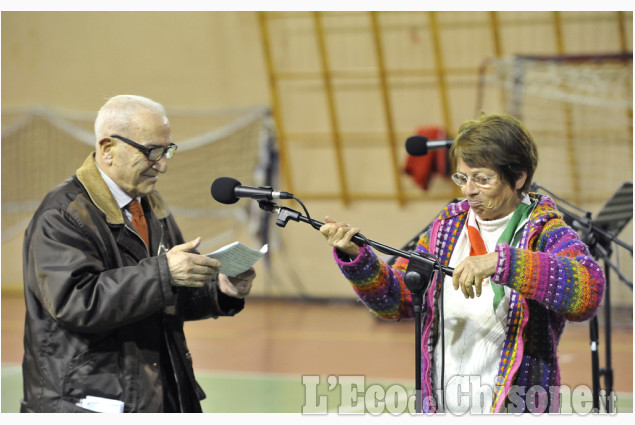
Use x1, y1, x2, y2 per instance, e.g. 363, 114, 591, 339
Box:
211, 177, 293, 205
405, 135, 453, 156
210, 176, 454, 278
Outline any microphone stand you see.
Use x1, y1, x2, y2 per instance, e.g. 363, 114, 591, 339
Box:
531, 183, 633, 413
257, 200, 452, 413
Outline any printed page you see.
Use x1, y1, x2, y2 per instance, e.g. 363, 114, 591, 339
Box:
205, 241, 268, 277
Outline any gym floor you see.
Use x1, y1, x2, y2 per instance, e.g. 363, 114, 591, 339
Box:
2, 292, 632, 413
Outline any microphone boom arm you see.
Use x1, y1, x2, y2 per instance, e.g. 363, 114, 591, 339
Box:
257, 200, 454, 278
257, 197, 450, 414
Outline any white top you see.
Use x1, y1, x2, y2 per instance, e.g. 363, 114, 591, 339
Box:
433, 208, 513, 414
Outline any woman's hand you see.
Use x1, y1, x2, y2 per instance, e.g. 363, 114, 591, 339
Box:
319, 216, 361, 258
451, 252, 498, 298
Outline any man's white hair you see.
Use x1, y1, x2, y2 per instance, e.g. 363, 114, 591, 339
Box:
94, 95, 167, 143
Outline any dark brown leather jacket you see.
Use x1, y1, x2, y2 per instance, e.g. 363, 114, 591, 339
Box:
21, 153, 244, 412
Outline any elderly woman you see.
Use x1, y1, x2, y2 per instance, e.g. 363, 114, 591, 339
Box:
320, 113, 605, 414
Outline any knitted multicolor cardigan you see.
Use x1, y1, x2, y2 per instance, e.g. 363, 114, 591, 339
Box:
333, 194, 605, 413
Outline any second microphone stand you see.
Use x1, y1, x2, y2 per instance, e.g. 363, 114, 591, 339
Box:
257, 200, 452, 414
531, 182, 633, 413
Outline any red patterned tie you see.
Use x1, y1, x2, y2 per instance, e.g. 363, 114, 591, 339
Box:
128, 199, 149, 247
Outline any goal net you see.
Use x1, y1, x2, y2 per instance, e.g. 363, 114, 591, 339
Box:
476, 53, 633, 205
1, 105, 276, 287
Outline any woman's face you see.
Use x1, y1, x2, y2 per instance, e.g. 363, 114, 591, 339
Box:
455, 158, 526, 221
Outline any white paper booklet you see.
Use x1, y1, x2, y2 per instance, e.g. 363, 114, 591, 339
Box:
205, 241, 268, 277
76, 395, 124, 413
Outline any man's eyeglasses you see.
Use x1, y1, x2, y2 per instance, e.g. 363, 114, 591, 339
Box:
451, 172, 497, 189
110, 134, 177, 161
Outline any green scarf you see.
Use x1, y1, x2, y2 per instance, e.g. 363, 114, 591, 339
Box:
492, 199, 535, 312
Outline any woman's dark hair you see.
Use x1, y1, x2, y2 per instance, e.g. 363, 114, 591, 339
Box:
449, 113, 538, 195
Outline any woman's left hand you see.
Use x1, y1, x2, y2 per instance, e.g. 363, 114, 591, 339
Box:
452, 252, 498, 299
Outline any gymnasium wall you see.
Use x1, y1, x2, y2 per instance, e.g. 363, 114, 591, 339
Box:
1, 11, 632, 308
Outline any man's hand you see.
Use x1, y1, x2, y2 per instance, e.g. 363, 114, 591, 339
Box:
218, 268, 256, 299
166, 237, 221, 287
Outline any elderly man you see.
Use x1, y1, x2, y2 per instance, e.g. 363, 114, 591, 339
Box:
21, 95, 256, 413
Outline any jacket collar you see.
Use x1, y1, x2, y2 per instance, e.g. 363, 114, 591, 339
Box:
75, 153, 171, 224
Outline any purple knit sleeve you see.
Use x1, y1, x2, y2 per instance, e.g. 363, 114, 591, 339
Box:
492, 223, 605, 322
332, 245, 414, 320
493, 242, 512, 284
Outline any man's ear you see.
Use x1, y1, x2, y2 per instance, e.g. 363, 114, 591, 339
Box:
97, 137, 114, 165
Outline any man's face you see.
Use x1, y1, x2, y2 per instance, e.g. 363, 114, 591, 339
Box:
107, 112, 172, 198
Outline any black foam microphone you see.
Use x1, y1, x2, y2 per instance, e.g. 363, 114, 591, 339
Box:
405, 135, 454, 156
211, 177, 294, 205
